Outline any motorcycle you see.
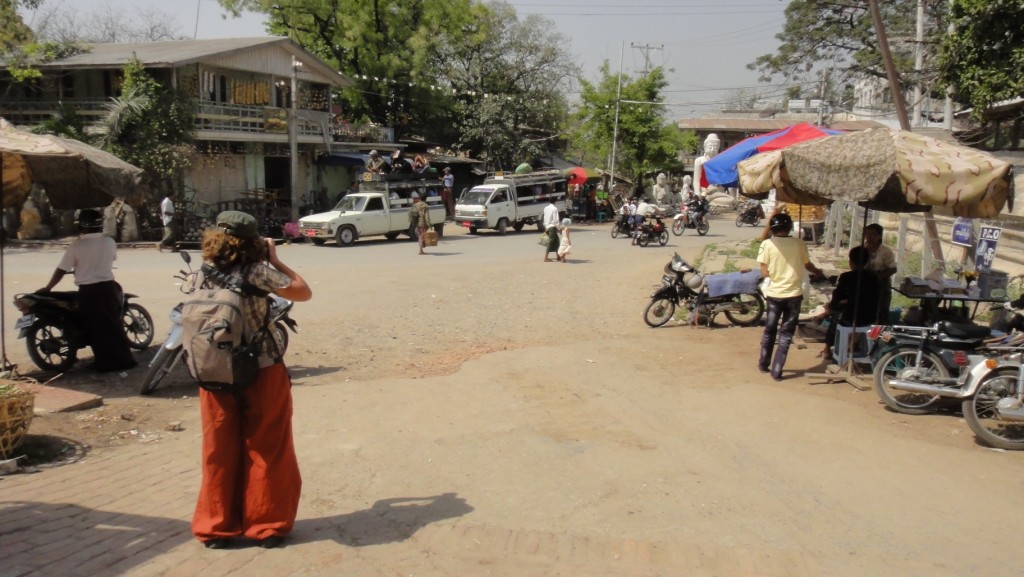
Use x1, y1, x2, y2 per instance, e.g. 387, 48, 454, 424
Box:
958, 336, 1024, 450
139, 251, 299, 395
13, 287, 154, 372
643, 253, 765, 328
870, 320, 992, 414
610, 213, 634, 239
672, 199, 710, 236
735, 199, 765, 227
633, 216, 669, 247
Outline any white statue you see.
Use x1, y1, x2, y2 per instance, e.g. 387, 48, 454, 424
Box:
692, 133, 721, 197
652, 173, 672, 206
681, 175, 694, 202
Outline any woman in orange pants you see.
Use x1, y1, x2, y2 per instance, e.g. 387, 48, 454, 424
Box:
191, 211, 312, 549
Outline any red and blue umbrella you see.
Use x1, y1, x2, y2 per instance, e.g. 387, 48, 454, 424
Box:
700, 123, 843, 189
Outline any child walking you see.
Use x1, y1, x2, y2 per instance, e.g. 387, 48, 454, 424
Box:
557, 218, 572, 262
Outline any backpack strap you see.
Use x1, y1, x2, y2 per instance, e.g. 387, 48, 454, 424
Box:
200, 264, 270, 297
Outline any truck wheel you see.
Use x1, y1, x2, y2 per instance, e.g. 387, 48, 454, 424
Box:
497, 218, 508, 235
311, 238, 325, 246
433, 223, 444, 238
468, 226, 478, 234
384, 232, 400, 241
512, 221, 525, 232
336, 226, 357, 246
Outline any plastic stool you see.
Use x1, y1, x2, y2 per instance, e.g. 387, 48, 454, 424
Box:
833, 325, 873, 365
596, 210, 608, 223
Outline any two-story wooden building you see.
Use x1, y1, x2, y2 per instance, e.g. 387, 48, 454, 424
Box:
0, 37, 399, 219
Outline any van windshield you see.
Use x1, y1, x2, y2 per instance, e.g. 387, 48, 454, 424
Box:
335, 196, 366, 212
460, 188, 492, 205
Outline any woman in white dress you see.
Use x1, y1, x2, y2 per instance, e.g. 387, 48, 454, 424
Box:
557, 218, 572, 262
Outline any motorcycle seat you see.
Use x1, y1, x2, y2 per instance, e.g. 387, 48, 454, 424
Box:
939, 321, 990, 340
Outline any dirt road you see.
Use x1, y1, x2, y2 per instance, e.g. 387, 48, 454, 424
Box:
4, 221, 1023, 576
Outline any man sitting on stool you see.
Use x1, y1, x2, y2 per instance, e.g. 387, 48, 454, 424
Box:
820, 246, 880, 362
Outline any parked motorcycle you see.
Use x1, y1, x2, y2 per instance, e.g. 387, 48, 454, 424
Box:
634, 216, 669, 247
672, 198, 710, 236
870, 320, 992, 414
139, 251, 299, 395
13, 288, 154, 372
644, 253, 765, 328
735, 199, 765, 227
959, 337, 1024, 450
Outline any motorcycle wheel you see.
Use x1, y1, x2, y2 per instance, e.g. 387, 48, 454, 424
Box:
697, 219, 710, 236
272, 321, 290, 356
753, 217, 762, 227
872, 347, 948, 414
611, 225, 621, 239
672, 219, 684, 236
26, 320, 77, 372
735, 215, 744, 227
139, 346, 182, 396
123, 303, 155, 351
658, 231, 669, 246
638, 234, 650, 248
723, 293, 765, 326
643, 298, 676, 327
963, 368, 1024, 450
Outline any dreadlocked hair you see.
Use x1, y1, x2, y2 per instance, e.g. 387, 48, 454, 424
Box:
201, 228, 267, 270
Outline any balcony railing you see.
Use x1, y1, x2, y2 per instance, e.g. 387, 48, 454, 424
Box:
0, 98, 395, 144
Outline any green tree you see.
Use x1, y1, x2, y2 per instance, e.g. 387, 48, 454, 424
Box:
95, 59, 194, 193
748, 0, 946, 103
569, 63, 696, 192
938, 0, 1024, 118
217, 0, 476, 142
0, 0, 38, 51
429, 1, 576, 167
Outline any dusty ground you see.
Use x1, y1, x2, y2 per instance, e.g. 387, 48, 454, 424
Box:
6, 221, 1024, 576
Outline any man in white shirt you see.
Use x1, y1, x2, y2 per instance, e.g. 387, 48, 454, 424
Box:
37, 209, 136, 372
542, 200, 560, 262
158, 191, 177, 252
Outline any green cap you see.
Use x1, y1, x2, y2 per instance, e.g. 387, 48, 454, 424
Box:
215, 211, 259, 239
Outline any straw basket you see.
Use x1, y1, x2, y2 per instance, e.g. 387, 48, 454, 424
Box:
0, 383, 35, 459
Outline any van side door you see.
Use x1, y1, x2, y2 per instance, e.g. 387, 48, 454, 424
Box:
489, 185, 514, 224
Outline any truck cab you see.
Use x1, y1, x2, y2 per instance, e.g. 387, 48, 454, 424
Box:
454, 169, 568, 234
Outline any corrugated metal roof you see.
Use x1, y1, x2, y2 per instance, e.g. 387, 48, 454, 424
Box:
31, 37, 352, 88
676, 118, 885, 131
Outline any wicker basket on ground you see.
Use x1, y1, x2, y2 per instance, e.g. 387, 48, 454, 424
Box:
0, 382, 35, 459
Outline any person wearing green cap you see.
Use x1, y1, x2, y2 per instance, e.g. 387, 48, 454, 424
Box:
191, 210, 312, 550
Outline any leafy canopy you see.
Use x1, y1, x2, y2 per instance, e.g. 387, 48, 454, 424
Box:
938, 0, 1024, 118
569, 63, 696, 190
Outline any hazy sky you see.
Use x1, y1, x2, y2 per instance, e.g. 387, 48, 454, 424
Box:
26, 0, 794, 117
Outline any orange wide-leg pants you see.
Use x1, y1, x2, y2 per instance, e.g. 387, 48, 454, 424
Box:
192, 363, 301, 542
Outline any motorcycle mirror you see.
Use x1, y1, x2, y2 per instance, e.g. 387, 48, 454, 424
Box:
180, 251, 192, 265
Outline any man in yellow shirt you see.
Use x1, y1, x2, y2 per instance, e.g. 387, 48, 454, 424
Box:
757, 213, 824, 381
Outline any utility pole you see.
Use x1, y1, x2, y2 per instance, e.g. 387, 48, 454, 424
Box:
912, 0, 925, 127
609, 42, 624, 196
817, 67, 829, 126
630, 43, 663, 77
289, 56, 302, 221
867, 0, 943, 267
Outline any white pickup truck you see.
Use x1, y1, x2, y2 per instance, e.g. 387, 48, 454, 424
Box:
454, 169, 568, 234
298, 174, 446, 246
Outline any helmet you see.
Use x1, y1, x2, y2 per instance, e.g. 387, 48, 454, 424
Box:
77, 209, 104, 231
685, 272, 705, 290
769, 212, 793, 233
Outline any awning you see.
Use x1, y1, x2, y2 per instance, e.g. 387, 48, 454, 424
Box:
317, 152, 367, 166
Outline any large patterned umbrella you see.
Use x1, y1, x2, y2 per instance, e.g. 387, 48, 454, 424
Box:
701, 122, 843, 189
1, 118, 146, 210
736, 127, 1014, 217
